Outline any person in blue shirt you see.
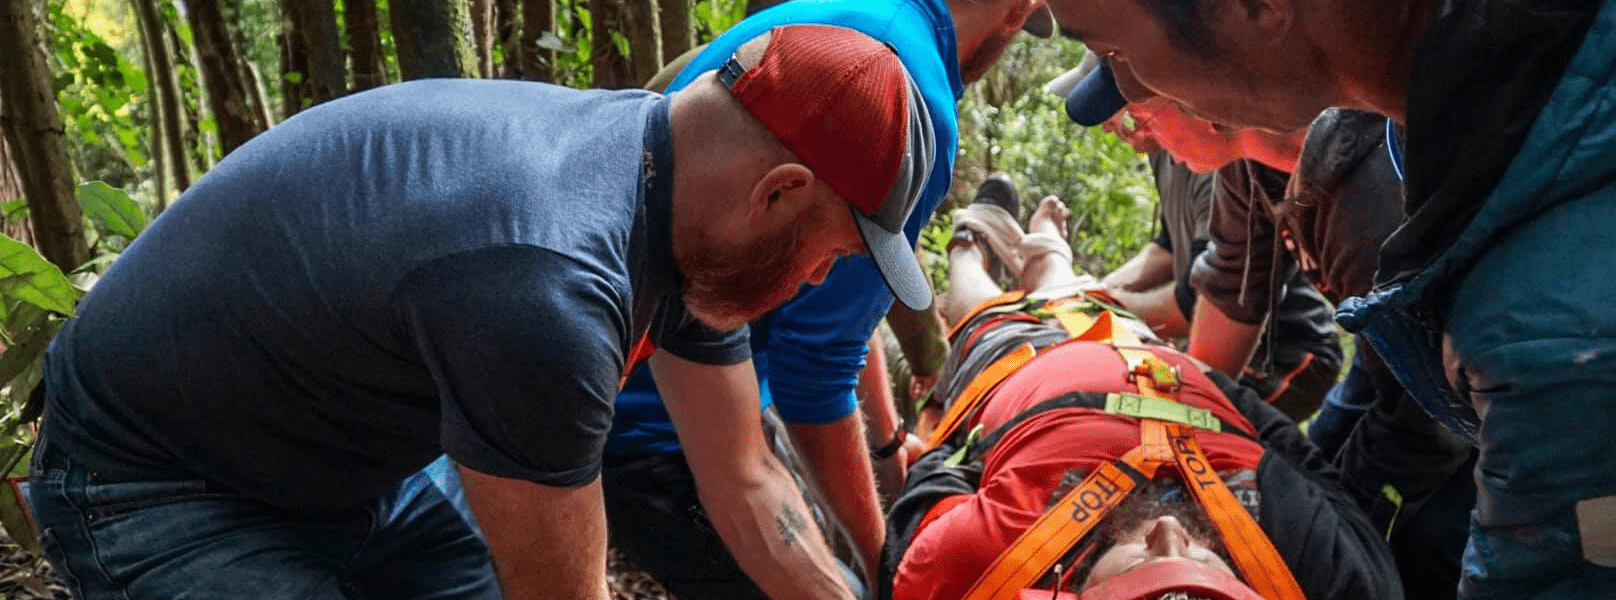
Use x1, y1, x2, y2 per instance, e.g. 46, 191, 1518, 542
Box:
606, 0, 1049, 597
28, 27, 934, 600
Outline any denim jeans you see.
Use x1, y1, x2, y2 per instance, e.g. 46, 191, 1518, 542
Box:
1308, 344, 1375, 459
28, 434, 498, 600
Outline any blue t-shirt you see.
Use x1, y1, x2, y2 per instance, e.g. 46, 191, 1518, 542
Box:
608, 0, 964, 455
42, 79, 747, 511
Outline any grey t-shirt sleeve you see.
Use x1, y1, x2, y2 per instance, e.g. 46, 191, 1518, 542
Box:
394, 245, 625, 487
644, 294, 751, 366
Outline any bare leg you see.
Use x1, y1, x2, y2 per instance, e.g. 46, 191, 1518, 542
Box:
1019, 196, 1083, 293
943, 234, 1006, 325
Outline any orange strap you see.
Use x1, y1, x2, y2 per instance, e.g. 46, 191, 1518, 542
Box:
923, 342, 1037, 450
960, 447, 1161, 600
947, 291, 1028, 341
1167, 430, 1307, 600
955, 342, 1304, 600
619, 335, 656, 391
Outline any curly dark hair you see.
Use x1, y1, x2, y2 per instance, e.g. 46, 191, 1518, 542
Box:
1037, 471, 1239, 592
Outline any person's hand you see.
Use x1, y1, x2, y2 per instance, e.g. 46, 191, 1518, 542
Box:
907, 371, 940, 404
902, 433, 926, 467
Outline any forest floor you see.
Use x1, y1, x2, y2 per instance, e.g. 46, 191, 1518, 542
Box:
0, 529, 671, 600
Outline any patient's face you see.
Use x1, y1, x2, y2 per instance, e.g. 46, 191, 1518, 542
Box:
1081, 515, 1237, 589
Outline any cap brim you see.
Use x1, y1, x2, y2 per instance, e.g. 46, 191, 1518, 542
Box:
854, 210, 932, 311
1064, 60, 1128, 126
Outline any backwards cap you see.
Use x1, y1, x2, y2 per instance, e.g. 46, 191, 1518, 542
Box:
1048, 52, 1129, 127
719, 25, 936, 310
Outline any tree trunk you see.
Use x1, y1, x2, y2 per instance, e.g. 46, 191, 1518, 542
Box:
625, 0, 659, 84
223, 1, 275, 126
518, 0, 553, 82
390, 0, 477, 80
163, 9, 210, 173
657, 0, 689, 67
494, 0, 521, 78
0, 0, 92, 272
282, 0, 346, 106
185, 0, 263, 156
345, 0, 388, 91
132, 0, 191, 196
471, 0, 493, 78
588, 0, 646, 88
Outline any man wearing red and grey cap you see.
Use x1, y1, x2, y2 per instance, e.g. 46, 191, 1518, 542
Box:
28, 25, 931, 600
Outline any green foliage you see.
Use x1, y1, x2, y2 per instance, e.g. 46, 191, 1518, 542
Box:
76, 181, 149, 244
43, 1, 151, 188
692, 0, 746, 44
928, 36, 1157, 290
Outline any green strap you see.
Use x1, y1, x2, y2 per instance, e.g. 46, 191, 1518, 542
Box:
1104, 393, 1222, 432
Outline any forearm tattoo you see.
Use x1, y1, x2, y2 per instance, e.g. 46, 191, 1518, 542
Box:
775, 504, 809, 549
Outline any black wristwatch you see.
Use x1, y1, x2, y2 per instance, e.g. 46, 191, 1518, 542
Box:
871, 418, 907, 461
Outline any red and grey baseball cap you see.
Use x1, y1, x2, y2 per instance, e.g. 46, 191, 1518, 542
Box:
718, 24, 937, 310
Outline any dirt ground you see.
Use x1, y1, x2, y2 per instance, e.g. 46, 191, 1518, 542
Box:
0, 532, 671, 600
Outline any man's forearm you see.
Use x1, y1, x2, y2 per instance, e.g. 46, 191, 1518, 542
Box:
1105, 283, 1190, 338
694, 450, 857, 600
788, 414, 889, 582
652, 351, 857, 600
885, 302, 948, 377
459, 466, 610, 600
1187, 295, 1262, 377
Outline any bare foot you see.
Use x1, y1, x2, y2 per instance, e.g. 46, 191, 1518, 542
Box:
1026, 195, 1070, 239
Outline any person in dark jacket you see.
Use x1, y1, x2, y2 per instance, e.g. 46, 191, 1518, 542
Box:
1066, 62, 1471, 596
1045, 0, 1616, 597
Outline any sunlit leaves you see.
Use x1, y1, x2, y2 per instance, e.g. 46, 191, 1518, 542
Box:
76, 181, 149, 240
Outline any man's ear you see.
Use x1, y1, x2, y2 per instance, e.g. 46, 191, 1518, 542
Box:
1234, 0, 1294, 43
747, 163, 816, 216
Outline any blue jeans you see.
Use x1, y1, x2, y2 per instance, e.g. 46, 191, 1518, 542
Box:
29, 436, 498, 600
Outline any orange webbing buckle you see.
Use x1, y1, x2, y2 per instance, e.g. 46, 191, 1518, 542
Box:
924, 342, 1037, 451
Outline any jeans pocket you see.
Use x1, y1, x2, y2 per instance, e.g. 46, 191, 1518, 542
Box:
82, 478, 225, 519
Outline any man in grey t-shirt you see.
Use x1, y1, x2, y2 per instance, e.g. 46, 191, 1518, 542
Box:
31, 26, 934, 600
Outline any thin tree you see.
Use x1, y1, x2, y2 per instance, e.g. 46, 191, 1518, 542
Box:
471, 0, 494, 78
279, 3, 310, 118
345, 0, 389, 91
657, 0, 690, 68
625, 0, 659, 83
133, 0, 191, 200
0, 0, 92, 271
163, 8, 210, 173
282, 0, 346, 106
494, 0, 521, 78
186, 0, 265, 156
390, 0, 477, 80
223, 1, 275, 126
519, 0, 553, 81
588, 0, 654, 88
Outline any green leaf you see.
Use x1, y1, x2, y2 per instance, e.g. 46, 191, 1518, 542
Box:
76, 181, 147, 240
284, 70, 304, 85
0, 237, 80, 317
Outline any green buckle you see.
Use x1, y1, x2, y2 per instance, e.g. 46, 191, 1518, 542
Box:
944, 424, 985, 467
1104, 393, 1220, 432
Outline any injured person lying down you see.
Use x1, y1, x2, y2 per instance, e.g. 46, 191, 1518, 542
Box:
879, 195, 1402, 600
